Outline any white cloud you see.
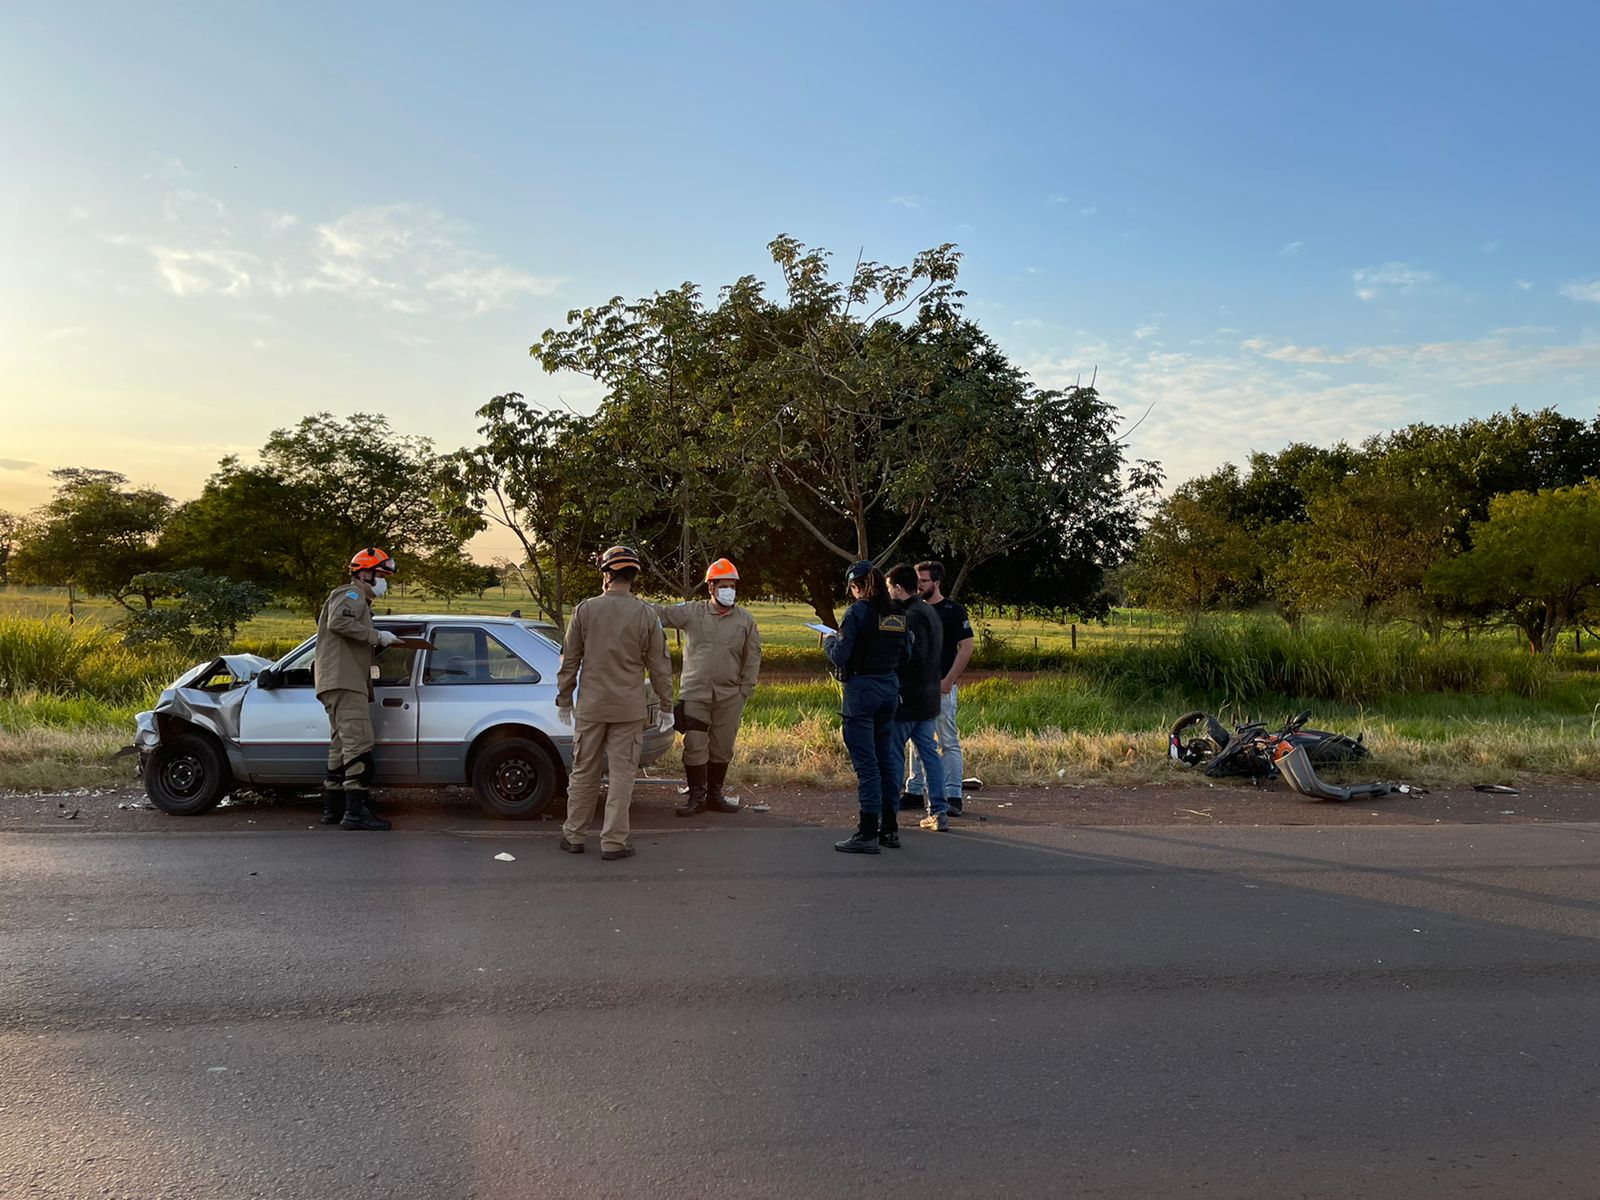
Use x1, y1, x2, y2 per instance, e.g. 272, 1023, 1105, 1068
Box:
104, 200, 558, 317
1133, 323, 1158, 340
1080, 204, 1097, 217
888, 194, 930, 210
1047, 193, 1069, 205
1352, 261, 1434, 301
1559, 279, 1600, 304
1515, 279, 1534, 291
0, 458, 35, 471
163, 190, 227, 222
144, 156, 199, 183
1022, 322, 1600, 487
1239, 329, 1600, 386
1025, 343, 1414, 486
426, 265, 563, 314
1277, 241, 1303, 257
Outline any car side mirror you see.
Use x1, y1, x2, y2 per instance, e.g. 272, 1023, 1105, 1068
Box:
256, 667, 279, 690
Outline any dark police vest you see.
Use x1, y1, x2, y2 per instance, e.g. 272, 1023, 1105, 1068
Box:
837, 600, 908, 680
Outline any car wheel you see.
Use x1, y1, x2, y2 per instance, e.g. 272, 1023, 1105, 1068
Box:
472, 736, 558, 819
144, 732, 231, 815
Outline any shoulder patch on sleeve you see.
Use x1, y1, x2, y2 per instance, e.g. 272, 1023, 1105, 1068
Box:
346, 591, 361, 600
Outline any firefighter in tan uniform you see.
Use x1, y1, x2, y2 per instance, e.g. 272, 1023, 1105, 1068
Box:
656, 558, 762, 817
314, 547, 400, 831
556, 545, 675, 860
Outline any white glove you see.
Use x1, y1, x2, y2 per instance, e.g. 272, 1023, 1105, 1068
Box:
376, 629, 399, 648
556, 704, 573, 728
656, 708, 676, 735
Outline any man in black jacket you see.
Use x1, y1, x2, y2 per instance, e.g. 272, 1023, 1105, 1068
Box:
886, 564, 947, 831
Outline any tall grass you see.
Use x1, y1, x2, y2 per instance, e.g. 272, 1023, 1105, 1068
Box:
0, 616, 191, 704
1091, 617, 1552, 704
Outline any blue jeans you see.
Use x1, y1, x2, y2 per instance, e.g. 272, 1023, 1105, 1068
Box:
906, 686, 962, 801
894, 719, 945, 816
841, 674, 900, 819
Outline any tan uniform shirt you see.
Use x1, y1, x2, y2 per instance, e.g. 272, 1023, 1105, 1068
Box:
314, 578, 381, 698
556, 590, 673, 721
655, 601, 761, 703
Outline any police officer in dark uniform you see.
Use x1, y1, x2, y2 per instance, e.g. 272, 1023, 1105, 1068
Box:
823, 561, 908, 854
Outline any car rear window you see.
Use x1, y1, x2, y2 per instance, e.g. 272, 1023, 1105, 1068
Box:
424, 627, 540, 685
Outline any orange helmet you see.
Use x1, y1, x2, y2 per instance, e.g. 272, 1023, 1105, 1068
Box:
349, 547, 396, 575
704, 558, 739, 583
597, 545, 642, 572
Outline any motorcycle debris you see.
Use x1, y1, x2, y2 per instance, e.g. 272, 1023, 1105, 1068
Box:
493, 852, 516, 862
750, 802, 770, 813
1473, 784, 1519, 795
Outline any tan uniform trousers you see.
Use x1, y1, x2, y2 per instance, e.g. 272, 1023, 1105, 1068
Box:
320, 689, 375, 782
680, 696, 746, 767
561, 715, 644, 852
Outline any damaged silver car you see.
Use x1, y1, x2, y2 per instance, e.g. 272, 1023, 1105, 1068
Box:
133, 615, 670, 819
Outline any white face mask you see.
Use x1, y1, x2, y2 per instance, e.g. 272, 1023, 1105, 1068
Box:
714, 587, 737, 607
371, 576, 388, 598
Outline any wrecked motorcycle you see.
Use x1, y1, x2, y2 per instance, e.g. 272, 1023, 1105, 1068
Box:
1168, 709, 1416, 801
1169, 708, 1368, 781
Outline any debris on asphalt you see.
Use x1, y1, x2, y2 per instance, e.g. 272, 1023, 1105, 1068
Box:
750, 802, 770, 813
1473, 784, 1519, 794
493, 852, 516, 862
58, 807, 80, 820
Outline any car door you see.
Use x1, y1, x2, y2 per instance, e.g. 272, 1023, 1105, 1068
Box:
235, 640, 332, 783
370, 635, 421, 780
237, 634, 421, 783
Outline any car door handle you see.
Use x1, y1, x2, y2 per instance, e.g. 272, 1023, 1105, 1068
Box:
382, 698, 406, 708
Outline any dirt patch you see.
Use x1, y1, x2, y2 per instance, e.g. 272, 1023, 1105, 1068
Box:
3, 776, 1595, 834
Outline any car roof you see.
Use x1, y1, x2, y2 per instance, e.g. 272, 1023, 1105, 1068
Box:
374, 613, 557, 627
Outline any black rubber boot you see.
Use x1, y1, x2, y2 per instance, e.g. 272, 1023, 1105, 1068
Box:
834, 812, 881, 854
320, 779, 345, 825
675, 763, 709, 817
705, 761, 739, 813
879, 805, 901, 848
339, 787, 391, 831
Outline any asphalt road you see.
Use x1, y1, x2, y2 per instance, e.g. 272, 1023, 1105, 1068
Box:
2, 820, 1598, 1199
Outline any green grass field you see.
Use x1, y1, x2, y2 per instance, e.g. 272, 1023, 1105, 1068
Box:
3, 584, 1598, 793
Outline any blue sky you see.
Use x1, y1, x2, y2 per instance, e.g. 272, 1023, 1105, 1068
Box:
4, 1, 1599, 554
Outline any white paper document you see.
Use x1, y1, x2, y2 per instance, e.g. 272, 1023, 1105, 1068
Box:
805, 622, 837, 636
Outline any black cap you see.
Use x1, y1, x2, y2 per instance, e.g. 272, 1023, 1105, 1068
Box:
845, 560, 874, 583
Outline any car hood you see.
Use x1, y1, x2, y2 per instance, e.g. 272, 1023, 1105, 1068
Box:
134, 654, 274, 750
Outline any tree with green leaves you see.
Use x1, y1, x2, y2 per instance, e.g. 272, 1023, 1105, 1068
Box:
1126, 481, 1261, 613
1271, 469, 1454, 627
12, 469, 173, 608
0, 510, 18, 586
1427, 481, 1600, 654
119, 569, 269, 653
163, 413, 479, 614
409, 549, 491, 610
1373, 407, 1600, 545
441, 394, 613, 626
527, 236, 1148, 625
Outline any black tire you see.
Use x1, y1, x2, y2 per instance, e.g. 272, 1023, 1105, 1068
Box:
143, 732, 231, 815
472, 736, 559, 819
1170, 710, 1209, 739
